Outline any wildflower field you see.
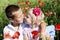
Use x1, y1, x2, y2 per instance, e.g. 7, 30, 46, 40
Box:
0, 0, 60, 40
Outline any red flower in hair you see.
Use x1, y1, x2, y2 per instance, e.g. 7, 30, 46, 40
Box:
12, 32, 20, 39
55, 24, 60, 30
33, 8, 41, 22
31, 30, 39, 39
33, 8, 41, 16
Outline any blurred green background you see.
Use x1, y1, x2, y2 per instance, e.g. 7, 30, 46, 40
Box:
0, 0, 60, 40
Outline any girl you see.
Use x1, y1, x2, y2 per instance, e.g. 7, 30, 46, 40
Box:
27, 8, 55, 40
27, 8, 45, 40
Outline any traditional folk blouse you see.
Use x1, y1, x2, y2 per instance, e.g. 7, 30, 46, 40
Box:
22, 23, 55, 40
3, 23, 23, 40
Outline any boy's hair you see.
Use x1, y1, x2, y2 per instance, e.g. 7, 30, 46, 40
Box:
5, 5, 20, 19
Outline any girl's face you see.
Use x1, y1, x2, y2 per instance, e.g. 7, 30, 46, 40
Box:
25, 14, 32, 25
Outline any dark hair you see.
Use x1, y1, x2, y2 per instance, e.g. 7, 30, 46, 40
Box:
5, 5, 20, 19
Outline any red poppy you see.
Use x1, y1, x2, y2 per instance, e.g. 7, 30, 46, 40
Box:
25, 6, 30, 10
55, 24, 60, 30
23, 12, 27, 16
21, 2, 25, 5
37, 0, 41, 3
25, 1, 30, 5
26, 0, 28, 1
31, 30, 39, 39
39, 2, 44, 6
44, 12, 49, 16
12, 32, 20, 39
17, 2, 20, 5
49, 11, 53, 15
4, 33, 11, 38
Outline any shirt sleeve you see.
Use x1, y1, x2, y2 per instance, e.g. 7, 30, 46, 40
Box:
3, 26, 11, 40
46, 25, 55, 40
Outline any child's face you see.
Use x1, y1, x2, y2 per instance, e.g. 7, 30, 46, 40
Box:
25, 14, 32, 24
11, 9, 24, 24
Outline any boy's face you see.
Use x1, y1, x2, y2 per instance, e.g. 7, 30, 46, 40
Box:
12, 9, 24, 24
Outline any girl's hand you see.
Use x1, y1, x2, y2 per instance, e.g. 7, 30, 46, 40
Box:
23, 34, 29, 40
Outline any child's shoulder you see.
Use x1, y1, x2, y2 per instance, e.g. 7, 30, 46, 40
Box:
3, 24, 11, 32
4, 25, 9, 30
46, 25, 55, 34
46, 25, 55, 30
3, 26, 9, 34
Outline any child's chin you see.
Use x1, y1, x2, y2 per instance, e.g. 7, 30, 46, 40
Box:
27, 22, 31, 25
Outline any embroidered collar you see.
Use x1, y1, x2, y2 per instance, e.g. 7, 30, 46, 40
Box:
7, 23, 21, 31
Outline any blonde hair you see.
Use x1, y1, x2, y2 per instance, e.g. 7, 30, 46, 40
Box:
27, 8, 45, 26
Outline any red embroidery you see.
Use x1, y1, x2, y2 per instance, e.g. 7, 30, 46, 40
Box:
12, 32, 20, 39
4, 33, 11, 38
31, 30, 39, 39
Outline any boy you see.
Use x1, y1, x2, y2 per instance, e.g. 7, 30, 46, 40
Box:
3, 5, 24, 40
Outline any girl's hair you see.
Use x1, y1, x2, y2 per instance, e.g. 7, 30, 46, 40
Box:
27, 8, 45, 26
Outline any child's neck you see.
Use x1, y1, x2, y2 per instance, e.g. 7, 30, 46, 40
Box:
14, 26, 19, 31
11, 22, 20, 30
11, 22, 20, 27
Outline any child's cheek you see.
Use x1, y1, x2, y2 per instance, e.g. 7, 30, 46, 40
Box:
27, 19, 31, 24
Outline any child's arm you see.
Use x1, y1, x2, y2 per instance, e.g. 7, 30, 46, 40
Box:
38, 22, 47, 40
